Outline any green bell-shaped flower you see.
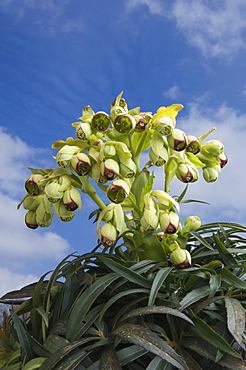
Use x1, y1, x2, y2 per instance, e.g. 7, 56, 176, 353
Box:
107, 179, 130, 204
203, 165, 220, 182
176, 163, 199, 183
91, 111, 111, 132
160, 210, 180, 234
25, 174, 44, 196
113, 113, 136, 134
201, 139, 224, 156
167, 128, 188, 151
76, 122, 92, 140
182, 215, 201, 233
63, 187, 82, 212
56, 145, 80, 168
186, 135, 200, 154
70, 152, 91, 176
54, 200, 75, 222
170, 248, 191, 269
100, 158, 120, 181
98, 223, 117, 248
25, 210, 38, 229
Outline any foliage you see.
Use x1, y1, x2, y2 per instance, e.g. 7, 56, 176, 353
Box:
1, 222, 246, 369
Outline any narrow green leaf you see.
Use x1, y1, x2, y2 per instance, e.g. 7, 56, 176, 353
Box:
12, 314, 33, 362
99, 256, 152, 288
220, 268, 246, 289
98, 288, 149, 324
189, 231, 214, 250
148, 268, 173, 306
213, 234, 237, 266
146, 356, 167, 370
209, 274, 221, 299
178, 348, 203, 370
113, 323, 187, 370
67, 273, 119, 340
100, 345, 122, 370
36, 306, 49, 327
225, 297, 246, 350
119, 306, 193, 325
39, 338, 97, 370
179, 286, 210, 311
22, 357, 47, 369
192, 316, 241, 358
116, 345, 147, 365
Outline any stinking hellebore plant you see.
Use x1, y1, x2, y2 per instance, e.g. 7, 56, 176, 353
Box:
18, 92, 228, 267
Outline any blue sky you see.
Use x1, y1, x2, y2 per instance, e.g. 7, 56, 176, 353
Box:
1, 0, 246, 296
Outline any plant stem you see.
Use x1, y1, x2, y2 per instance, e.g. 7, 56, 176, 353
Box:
79, 176, 106, 210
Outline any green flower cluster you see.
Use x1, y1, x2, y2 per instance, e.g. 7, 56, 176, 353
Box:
19, 93, 227, 268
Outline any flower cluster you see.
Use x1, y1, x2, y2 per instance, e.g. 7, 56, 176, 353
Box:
19, 93, 228, 268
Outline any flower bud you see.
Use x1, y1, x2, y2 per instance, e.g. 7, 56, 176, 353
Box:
119, 158, 137, 178
25, 174, 44, 195
160, 211, 180, 234
56, 145, 80, 168
91, 111, 111, 132
170, 248, 191, 269
25, 210, 38, 229
176, 163, 198, 183
54, 200, 74, 222
76, 122, 92, 140
218, 152, 228, 168
70, 152, 91, 176
202, 166, 220, 183
141, 196, 159, 232
153, 116, 175, 136
186, 135, 200, 154
103, 143, 117, 157
63, 187, 82, 211
98, 223, 117, 247
23, 195, 41, 210
167, 128, 188, 151
100, 158, 120, 181
35, 196, 53, 227
201, 140, 224, 156
107, 179, 130, 204
113, 114, 136, 134
182, 216, 201, 233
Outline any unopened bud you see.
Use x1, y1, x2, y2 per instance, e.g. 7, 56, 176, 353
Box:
170, 248, 191, 269
201, 140, 224, 156
202, 166, 220, 183
182, 216, 201, 233
25, 210, 38, 229
98, 223, 117, 247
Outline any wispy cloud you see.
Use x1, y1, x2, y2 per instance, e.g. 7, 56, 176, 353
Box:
0, 128, 70, 296
125, 0, 246, 59
0, 0, 83, 34
0, 267, 38, 298
163, 85, 181, 100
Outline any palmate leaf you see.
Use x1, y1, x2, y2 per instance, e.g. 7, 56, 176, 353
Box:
225, 297, 246, 350
113, 323, 188, 370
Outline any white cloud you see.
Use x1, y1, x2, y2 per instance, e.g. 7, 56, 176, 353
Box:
125, 0, 246, 59
125, 0, 164, 15
163, 85, 181, 100
0, 267, 38, 298
0, 128, 71, 296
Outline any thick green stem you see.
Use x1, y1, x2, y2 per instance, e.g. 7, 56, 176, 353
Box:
79, 176, 106, 210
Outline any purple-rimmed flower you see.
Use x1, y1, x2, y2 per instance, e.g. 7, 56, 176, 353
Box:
70, 152, 91, 176
25, 174, 44, 196
167, 128, 188, 151
63, 187, 82, 212
176, 163, 198, 183
100, 158, 120, 181
91, 111, 111, 132
54, 200, 75, 222
113, 114, 136, 134
218, 152, 228, 168
25, 210, 38, 229
186, 135, 200, 154
107, 179, 130, 204
170, 248, 191, 269
134, 113, 151, 132
160, 211, 179, 234
76, 122, 92, 140
56, 145, 80, 169
98, 223, 117, 247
